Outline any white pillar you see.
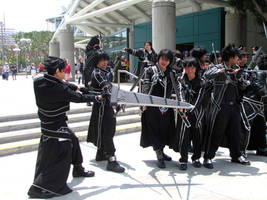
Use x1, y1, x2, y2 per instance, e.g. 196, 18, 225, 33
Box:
225, 12, 245, 46
49, 41, 60, 57
59, 25, 75, 81
129, 22, 135, 74
152, 0, 176, 52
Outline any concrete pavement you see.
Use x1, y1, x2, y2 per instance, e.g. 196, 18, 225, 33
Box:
1, 132, 267, 200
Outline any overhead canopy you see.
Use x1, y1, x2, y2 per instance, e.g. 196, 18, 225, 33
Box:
51, 0, 232, 49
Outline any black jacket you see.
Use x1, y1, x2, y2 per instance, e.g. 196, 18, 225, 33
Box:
34, 74, 97, 139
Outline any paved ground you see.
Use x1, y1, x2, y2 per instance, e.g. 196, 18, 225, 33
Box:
1, 132, 267, 200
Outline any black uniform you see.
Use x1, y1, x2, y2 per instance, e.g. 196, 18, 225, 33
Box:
125, 48, 157, 76
84, 46, 103, 88
28, 74, 97, 196
87, 67, 116, 156
240, 70, 267, 153
203, 64, 245, 160
172, 73, 205, 163
141, 65, 175, 150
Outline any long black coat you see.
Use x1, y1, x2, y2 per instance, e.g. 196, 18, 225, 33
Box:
29, 74, 97, 195
140, 65, 176, 149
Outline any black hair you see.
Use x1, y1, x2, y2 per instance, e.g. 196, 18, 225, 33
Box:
157, 49, 174, 66
209, 51, 221, 63
44, 56, 66, 75
222, 44, 239, 62
89, 36, 100, 47
184, 57, 198, 68
190, 46, 207, 60
252, 46, 259, 51
144, 41, 152, 47
172, 50, 182, 59
96, 52, 110, 64
256, 54, 267, 70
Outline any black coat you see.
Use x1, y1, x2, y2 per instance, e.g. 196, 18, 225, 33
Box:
126, 48, 157, 76
87, 67, 116, 153
30, 74, 97, 195
140, 65, 176, 149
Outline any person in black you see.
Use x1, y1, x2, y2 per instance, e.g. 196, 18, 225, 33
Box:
141, 49, 176, 169
172, 57, 206, 170
240, 54, 267, 157
124, 41, 157, 76
84, 36, 103, 88
209, 50, 222, 66
77, 56, 84, 85
190, 46, 207, 76
28, 57, 101, 199
87, 52, 125, 173
203, 44, 250, 169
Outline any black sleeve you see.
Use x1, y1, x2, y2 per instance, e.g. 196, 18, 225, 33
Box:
67, 82, 78, 91
203, 66, 224, 80
141, 67, 153, 94
64, 86, 97, 103
251, 72, 267, 97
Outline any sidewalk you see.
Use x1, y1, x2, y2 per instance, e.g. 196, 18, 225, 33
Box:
1, 132, 267, 200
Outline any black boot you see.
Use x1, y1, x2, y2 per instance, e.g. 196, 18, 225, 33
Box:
231, 155, 250, 165
203, 159, 214, 169
73, 164, 95, 177
28, 185, 59, 199
106, 156, 125, 173
179, 162, 188, 170
155, 150, 166, 169
95, 149, 108, 161
163, 152, 172, 161
256, 148, 267, 156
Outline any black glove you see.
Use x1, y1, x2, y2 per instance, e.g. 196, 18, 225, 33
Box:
124, 48, 132, 54
79, 87, 90, 94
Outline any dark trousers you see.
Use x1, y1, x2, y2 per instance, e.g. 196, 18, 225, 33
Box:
180, 114, 202, 162
84, 70, 91, 88
69, 130, 83, 165
204, 104, 241, 160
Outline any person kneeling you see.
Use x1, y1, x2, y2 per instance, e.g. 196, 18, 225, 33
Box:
28, 57, 101, 199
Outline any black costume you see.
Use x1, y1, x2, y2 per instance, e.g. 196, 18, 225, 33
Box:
125, 48, 157, 76
203, 64, 246, 161
141, 64, 175, 166
172, 73, 205, 165
240, 70, 267, 155
87, 67, 116, 155
28, 73, 97, 198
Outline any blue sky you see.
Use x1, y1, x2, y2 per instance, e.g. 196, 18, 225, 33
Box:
0, 0, 71, 32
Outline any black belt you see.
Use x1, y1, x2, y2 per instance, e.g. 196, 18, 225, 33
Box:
221, 101, 236, 106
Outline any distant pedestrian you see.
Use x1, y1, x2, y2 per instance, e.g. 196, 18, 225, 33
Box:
65, 58, 71, 82
11, 65, 17, 80
3, 63, 9, 81
31, 63, 36, 79
38, 62, 44, 73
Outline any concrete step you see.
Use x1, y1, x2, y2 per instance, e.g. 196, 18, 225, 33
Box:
0, 107, 140, 133
0, 122, 141, 157
0, 105, 138, 123
0, 114, 141, 144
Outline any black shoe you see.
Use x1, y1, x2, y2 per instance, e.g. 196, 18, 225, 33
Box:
107, 160, 125, 173
73, 165, 95, 177
163, 152, 172, 161
231, 155, 251, 165
28, 186, 58, 199
155, 150, 166, 169
95, 150, 108, 161
256, 149, 267, 156
241, 151, 248, 158
179, 162, 187, 170
203, 159, 214, 169
87, 102, 92, 106
192, 159, 202, 168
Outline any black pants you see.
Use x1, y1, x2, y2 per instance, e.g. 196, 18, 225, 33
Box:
204, 104, 241, 160
69, 129, 83, 165
84, 70, 91, 88
179, 114, 202, 162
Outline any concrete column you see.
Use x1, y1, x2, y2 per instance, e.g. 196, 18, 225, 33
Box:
225, 12, 246, 46
152, 0, 176, 52
59, 25, 75, 81
48, 41, 60, 57
129, 22, 135, 74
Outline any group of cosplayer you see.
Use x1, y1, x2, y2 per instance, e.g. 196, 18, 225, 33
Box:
27, 35, 267, 198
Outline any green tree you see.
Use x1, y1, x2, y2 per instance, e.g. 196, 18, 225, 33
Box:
13, 31, 54, 68
226, 0, 267, 24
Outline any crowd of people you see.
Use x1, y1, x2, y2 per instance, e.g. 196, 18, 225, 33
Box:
27, 35, 267, 198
